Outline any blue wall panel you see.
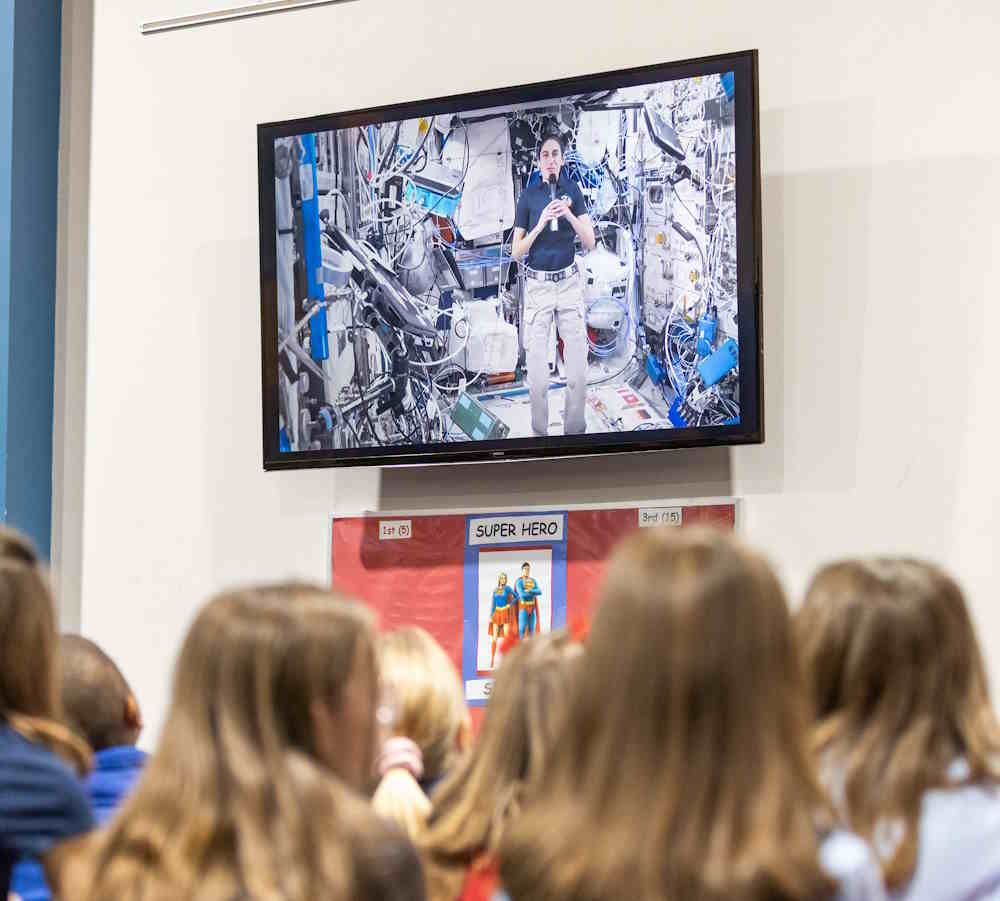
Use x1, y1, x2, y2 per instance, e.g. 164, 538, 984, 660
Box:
0, 0, 62, 558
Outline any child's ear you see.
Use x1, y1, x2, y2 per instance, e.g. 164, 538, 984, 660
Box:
124, 694, 143, 731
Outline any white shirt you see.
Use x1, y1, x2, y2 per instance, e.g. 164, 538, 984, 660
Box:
891, 782, 1000, 901
822, 829, 889, 901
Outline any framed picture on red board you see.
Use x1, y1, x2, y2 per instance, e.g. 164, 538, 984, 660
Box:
331, 500, 737, 710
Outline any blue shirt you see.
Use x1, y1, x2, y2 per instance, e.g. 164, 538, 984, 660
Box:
87, 745, 147, 825
513, 172, 587, 271
10, 744, 146, 901
0, 724, 93, 898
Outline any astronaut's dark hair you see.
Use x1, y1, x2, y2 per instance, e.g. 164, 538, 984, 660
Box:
537, 131, 565, 156
522, 562, 531, 570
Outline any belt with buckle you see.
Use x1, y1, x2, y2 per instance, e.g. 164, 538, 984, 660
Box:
525, 263, 577, 283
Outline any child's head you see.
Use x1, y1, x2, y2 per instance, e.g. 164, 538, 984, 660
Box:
83, 583, 379, 901
1, 529, 58, 723
1, 526, 90, 772
377, 626, 467, 783
423, 631, 581, 898
501, 527, 834, 901
59, 635, 142, 751
797, 557, 1000, 887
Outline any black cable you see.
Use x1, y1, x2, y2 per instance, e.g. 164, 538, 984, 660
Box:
398, 116, 435, 175
377, 122, 401, 177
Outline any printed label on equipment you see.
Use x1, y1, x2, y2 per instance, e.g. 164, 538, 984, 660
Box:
299, 164, 314, 201
638, 507, 683, 528
468, 514, 564, 546
465, 679, 495, 701
379, 520, 412, 541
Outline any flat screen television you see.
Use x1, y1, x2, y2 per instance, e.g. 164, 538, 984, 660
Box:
258, 49, 761, 468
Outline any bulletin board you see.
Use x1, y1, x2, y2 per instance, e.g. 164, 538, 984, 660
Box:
331, 500, 737, 712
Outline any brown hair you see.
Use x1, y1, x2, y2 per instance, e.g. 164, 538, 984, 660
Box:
797, 558, 1000, 888
59, 634, 140, 751
421, 631, 581, 901
79, 583, 396, 901
0, 526, 91, 773
500, 527, 836, 901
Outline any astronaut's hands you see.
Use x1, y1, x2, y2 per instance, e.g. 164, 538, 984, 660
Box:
551, 199, 572, 220
536, 200, 567, 229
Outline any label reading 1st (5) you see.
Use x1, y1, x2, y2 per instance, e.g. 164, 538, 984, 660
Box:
379, 520, 412, 540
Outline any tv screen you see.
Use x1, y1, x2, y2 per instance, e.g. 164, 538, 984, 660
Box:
258, 49, 761, 468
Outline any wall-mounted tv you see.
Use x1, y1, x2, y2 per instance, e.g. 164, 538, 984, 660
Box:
259, 49, 761, 468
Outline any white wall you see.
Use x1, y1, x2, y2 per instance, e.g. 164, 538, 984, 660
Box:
61, 0, 1000, 745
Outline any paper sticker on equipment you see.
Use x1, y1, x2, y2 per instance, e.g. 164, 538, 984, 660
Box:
477, 547, 553, 671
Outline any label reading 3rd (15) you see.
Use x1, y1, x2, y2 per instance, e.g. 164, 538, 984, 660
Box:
638, 507, 682, 528
379, 520, 412, 540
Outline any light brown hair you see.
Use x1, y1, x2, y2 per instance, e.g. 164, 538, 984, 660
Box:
500, 527, 836, 901
79, 583, 398, 901
421, 631, 581, 901
378, 626, 466, 783
0, 526, 91, 773
797, 558, 1000, 888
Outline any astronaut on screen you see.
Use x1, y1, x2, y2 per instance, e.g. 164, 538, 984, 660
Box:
511, 132, 596, 437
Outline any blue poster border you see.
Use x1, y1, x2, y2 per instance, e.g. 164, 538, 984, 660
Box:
461, 511, 568, 706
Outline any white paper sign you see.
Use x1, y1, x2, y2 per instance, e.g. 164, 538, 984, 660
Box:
638, 507, 683, 528
468, 514, 563, 546
379, 520, 412, 541
465, 678, 495, 702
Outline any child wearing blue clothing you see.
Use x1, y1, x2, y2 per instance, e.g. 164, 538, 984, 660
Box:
11, 636, 147, 901
1, 528, 94, 901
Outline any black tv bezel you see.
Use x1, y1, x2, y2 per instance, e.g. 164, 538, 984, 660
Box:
258, 49, 762, 470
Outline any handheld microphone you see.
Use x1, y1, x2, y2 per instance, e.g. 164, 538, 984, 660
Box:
547, 174, 559, 232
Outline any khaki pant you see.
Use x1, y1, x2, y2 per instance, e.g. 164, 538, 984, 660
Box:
524, 272, 588, 436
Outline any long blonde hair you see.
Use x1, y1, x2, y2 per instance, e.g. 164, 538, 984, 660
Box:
80, 583, 384, 901
422, 632, 581, 901
797, 558, 1000, 888
500, 527, 836, 901
372, 627, 467, 841
379, 626, 467, 783
0, 526, 91, 773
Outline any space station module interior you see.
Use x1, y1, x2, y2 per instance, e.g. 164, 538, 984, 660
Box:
274, 72, 740, 452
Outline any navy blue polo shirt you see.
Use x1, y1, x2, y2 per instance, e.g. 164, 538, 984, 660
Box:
0, 724, 94, 898
514, 172, 587, 271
